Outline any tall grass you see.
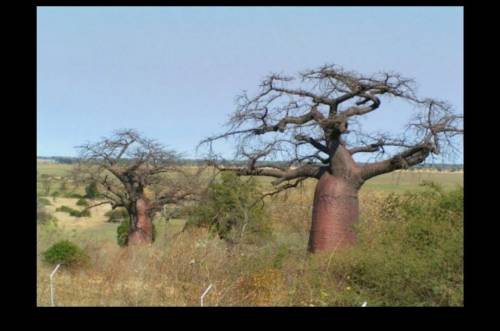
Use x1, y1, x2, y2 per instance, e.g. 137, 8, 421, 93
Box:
37, 183, 463, 306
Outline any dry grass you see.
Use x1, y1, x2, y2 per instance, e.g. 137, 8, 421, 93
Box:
37, 163, 463, 307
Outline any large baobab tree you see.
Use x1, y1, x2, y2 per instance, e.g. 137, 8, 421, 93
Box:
202, 64, 463, 253
75, 129, 201, 245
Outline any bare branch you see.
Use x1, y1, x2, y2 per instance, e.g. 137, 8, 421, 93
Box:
200, 64, 462, 186
294, 134, 329, 154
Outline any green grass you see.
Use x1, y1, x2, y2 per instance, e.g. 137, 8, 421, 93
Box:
37, 162, 74, 177
362, 171, 463, 193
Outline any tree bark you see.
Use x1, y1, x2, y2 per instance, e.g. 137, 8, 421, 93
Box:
128, 197, 154, 245
307, 172, 359, 253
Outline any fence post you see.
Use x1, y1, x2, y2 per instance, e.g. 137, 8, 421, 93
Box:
200, 284, 213, 307
50, 263, 62, 307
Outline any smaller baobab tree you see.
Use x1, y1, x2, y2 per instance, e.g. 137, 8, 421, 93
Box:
201, 64, 463, 253
74, 129, 201, 245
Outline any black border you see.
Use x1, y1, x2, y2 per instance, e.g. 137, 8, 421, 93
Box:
22, 0, 472, 323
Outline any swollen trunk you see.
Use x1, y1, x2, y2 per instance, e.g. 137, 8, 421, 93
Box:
128, 197, 153, 245
308, 172, 359, 253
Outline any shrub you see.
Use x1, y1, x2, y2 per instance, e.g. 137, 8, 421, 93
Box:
187, 172, 272, 245
51, 191, 60, 202
37, 197, 56, 224
74, 209, 91, 217
66, 192, 84, 199
320, 183, 464, 306
76, 198, 89, 207
42, 240, 89, 268
85, 181, 99, 199
105, 207, 129, 223
56, 205, 74, 213
38, 197, 52, 206
117, 219, 129, 247
56, 205, 91, 218
116, 218, 156, 246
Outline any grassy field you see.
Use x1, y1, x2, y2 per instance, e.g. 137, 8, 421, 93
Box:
37, 162, 463, 195
36, 162, 463, 306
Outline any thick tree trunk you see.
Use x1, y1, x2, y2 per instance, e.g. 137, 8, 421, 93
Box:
128, 197, 154, 245
307, 172, 359, 253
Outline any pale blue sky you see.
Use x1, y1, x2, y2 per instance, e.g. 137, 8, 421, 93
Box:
37, 6, 463, 163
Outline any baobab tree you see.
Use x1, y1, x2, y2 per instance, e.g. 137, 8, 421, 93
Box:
75, 129, 201, 245
201, 64, 463, 253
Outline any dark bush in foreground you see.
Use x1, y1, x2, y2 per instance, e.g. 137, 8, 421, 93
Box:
42, 240, 89, 268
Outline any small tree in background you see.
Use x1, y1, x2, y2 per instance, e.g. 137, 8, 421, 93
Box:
74, 129, 204, 245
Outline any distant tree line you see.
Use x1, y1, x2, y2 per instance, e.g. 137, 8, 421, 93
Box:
37, 156, 463, 171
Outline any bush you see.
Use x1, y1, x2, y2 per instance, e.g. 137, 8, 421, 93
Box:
56, 205, 91, 218
319, 183, 464, 306
187, 171, 272, 245
116, 218, 156, 246
85, 182, 99, 199
38, 197, 52, 206
105, 207, 129, 223
51, 191, 60, 201
42, 240, 89, 268
66, 192, 84, 199
76, 198, 89, 207
37, 197, 56, 224
75, 209, 91, 217
117, 219, 129, 247
56, 205, 74, 213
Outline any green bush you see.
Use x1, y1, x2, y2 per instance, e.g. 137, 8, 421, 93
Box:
66, 192, 84, 199
85, 181, 99, 199
56, 205, 74, 213
105, 207, 129, 223
42, 240, 89, 268
38, 197, 52, 206
116, 218, 156, 246
51, 191, 60, 201
74, 209, 91, 217
76, 198, 89, 207
319, 183, 464, 306
37, 197, 56, 224
117, 219, 129, 247
56, 205, 91, 218
187, 171, 272, 245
